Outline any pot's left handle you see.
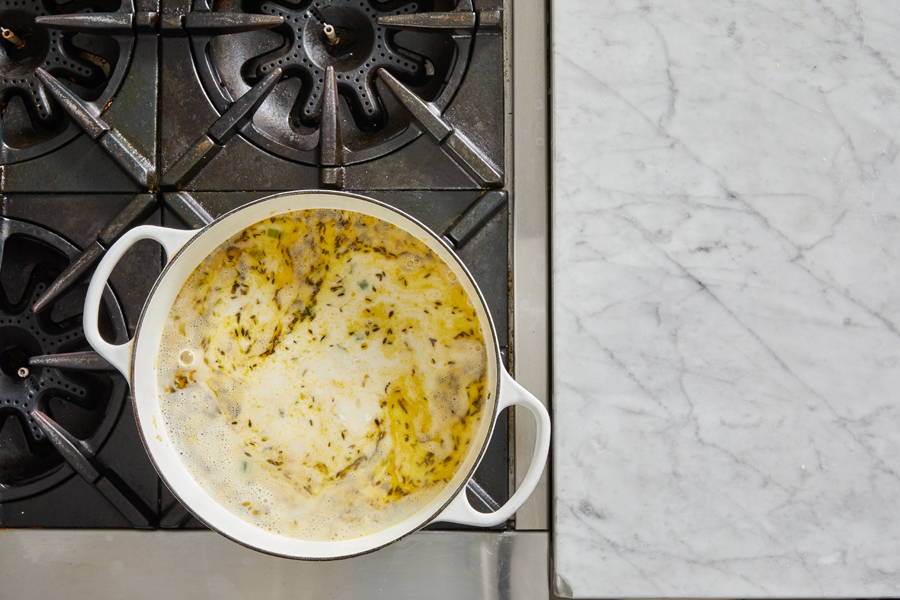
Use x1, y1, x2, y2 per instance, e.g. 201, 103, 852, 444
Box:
83, 225, 197, 379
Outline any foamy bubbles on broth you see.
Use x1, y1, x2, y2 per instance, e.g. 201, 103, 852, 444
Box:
156, 209, 488, 541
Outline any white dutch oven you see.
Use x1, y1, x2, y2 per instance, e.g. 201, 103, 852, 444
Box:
83, 190, 550, 559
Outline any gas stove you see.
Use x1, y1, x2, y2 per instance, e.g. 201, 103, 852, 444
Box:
0, 0, 548, 596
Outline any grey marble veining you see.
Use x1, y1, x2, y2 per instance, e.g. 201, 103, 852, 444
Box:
551, 1, 900, 597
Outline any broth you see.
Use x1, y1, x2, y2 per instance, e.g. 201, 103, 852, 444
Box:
156, 209, 488, 541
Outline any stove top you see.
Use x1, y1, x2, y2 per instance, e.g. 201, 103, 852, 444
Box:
0, 0, 513, 531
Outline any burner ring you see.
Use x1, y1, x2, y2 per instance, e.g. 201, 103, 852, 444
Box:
0, 218, 128, 501
190, 0, 473, 165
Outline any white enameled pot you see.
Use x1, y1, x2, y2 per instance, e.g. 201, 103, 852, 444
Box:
82, 190, 550, 559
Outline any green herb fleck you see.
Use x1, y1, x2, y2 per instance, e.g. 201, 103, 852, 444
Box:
266, 228, 282, 239
241, 460, 250, 473
358, 279, 369, 290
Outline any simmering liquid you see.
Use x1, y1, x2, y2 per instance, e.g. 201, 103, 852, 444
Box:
156, 209, 488, 541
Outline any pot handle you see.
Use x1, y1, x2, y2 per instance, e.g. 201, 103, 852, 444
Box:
83, 225, 197, 379
435, 369, 551, 527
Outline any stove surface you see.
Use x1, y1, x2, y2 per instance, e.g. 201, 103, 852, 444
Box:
0, 0, 514, 531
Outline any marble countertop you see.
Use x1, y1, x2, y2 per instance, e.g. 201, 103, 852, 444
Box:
551, 0, 900, 597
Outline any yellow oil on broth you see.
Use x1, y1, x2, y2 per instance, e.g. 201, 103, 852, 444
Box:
157, 209, 488, 541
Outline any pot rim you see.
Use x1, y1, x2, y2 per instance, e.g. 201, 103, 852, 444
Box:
130, 190, 503, 559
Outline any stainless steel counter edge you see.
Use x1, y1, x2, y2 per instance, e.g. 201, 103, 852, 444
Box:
510, 0, 551, 532
0, 530, 549, 599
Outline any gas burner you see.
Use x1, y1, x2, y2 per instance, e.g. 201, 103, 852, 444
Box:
190, 0, 471, 164
252, 0, 424, 124
0, 0, 135, 164
0, 217, 127, 501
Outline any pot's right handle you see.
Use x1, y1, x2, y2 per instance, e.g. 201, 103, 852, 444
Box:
83, 225, 197, 380
435, 369, 551, 527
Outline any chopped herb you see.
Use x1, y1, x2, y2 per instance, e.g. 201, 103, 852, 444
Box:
266, 228, 282, 239
358, 279, 369, 290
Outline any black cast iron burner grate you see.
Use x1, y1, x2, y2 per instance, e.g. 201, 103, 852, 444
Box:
254, 0, 426, 123
28, 0, 501, 309
0, 0, 135, 164
192, 0, 472, 164
0, 217, 127, 501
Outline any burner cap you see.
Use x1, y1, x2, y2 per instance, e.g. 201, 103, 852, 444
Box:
0, 218, 127, 501
191, 0, 472, 165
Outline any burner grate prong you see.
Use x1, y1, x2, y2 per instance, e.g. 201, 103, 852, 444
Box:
161, 67, 283, 189
162, 192, 214, 228
207, 68, 283, 144
34, 68, 156, 188
31, 243, 103, 313
377, 11, 474, 30
443, 191, 508, 249
35, 13, 134, 34
32, 194, 157, 313
29, 351, 113, 372
466, 479, 501, 513
376, 68, 450, 140
377, 9, 501, 31
30, 410, 98, 482
377, 68, 502, 187
37, 11, 284, 35
30, 410, 155, 528
181, 12, 284, 34
319, 66, 344, 189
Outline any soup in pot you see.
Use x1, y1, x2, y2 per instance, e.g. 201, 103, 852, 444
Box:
156, 209, 489, 541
